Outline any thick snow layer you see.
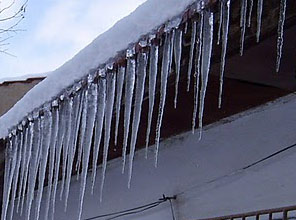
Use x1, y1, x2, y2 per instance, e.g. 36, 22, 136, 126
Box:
0, 0, 197, 139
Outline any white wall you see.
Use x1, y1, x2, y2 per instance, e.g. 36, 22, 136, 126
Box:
14, 94, 296, 220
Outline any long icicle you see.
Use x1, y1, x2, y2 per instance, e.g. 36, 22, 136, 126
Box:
192, 14, 203, 134
218, 0, 231, 109
8, 131, 23, 220
1, 140, 11, 220
155, 31, 171, 167
217, 0, 223, 45
187, 21, 197, 91
173, 29, 183, 109
240, 0, 247, 56
114, 66, 125, 146
77, 78, 98, 220
128, 52, 147, 188
247, 0, 254, 27
91, 77, 106, 194
44, 104, 59, 220
34, 109, 53, 220
100, 71, 116, 202
122, 56, 136, 173
276, 0, 287, 73
198, 10, 214, 140
64, 92, 83, 211
59, 98, 73, 200
256, 0, 263, 42
145, 44, 159, 158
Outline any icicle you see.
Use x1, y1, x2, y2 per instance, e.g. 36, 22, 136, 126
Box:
8, 131, 23, 220
198, 10, 214, 140
169, 29, 175, 76
64, 92, 83, 211
35, 109, 53, 220
217, 0, 223, 45
20, 119, 34, 215
76, 90, 87, 179
122, 55, 136, 173
59, 98, 73, 200
77, 78, 98, 220
16, 124, 28, 214
114, 66, 125, 146
44, 105, 59, 220
248, 0, 254, 27
256, 0, 263, 42
25, 116, 42, 220
276, 0, 287, 73
187, 21, 197, 91
100, 72, 116, 202
1, 141, 10, 220
145, 44, 159, 158
218, 0, 231, 109
155, 31, 171, 167
128, 52, 148, 188
192, 14, 203, 134
240, 0, 247, 56
91, 78, 106, 194
1, 135, 17, 220
50, 100, 66, 218
173, 29, 183, 109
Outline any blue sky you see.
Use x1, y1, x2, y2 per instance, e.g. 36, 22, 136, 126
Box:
0, 0, 146, 79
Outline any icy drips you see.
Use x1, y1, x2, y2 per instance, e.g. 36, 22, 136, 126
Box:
173, 29, 183, 109
218, 0, 231, 109
240, 0, 247, 56
128, 52, 147, 188
187, 21, 197, 91
122, 58, 136, 173
145, 44, 159, 158
100, 72, 116, 202
114, 66, 125, 146
276, 0, 287, 73
217, 0, 223, 45
91, 78, 106, 194
248, 0, 254, 27
155, 31, 171, 167
192, 14, 203, 134
77, 81, 98, 220
256, 0, 263, 42
198, 10, 214, 140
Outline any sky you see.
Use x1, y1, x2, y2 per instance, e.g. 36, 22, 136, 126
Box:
0, 0, 146, 80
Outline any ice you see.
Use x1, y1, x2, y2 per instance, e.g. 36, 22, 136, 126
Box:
240, 0, 247, 56
114, 66, 125, 146
217, 0, 223, 45
173, 29, 183, 109
25, 117, 42, 220
59, 99, 73, 200
276, 0, 287, 73
8, 132, 23, 220
192, 14, 203, 134
100, 72, 116, 202
1, 136, 17, 220
187, 21, 197, 92
128, 52, 148, 188
198, 10, 214, 140
91, 78, 106, 194
248, 0, 254, 27
122, 57, 136, 173
34, 110, 53, 220
256, 0, 263, 42
64, 92, 83, 210
218, 0, 231, 109
168, 29, 175, 76
145, 44, 159, 158
44, 106, 59, 220
155, 31, 171, 167
77, 80, 98, 220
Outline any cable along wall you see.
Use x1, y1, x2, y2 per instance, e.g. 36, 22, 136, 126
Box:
1, 0, 289, 220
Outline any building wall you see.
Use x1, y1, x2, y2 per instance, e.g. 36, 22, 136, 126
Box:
13, 94, 296, 220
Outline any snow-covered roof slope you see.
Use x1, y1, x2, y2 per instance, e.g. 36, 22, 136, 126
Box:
0, 0, 196, 138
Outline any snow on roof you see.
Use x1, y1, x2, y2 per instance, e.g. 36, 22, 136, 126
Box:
0, 73, 47, 85
0, 0, 197, 139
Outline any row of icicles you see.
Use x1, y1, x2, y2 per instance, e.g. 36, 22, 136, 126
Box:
1, 0, 288, 219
